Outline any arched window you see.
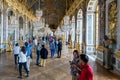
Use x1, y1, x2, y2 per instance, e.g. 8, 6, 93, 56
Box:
86, 0, 98, 53
71, 16, 75, 42
0, 9, 1, 44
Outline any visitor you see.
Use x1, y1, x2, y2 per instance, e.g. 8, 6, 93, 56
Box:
13, 43, 20, 66
70, 50, 80, 80
41, 37, 46, 46
33, 37, 37, 53
25, 42, 32, 72
78, 54, 94, 80
36, 43, 41, 65
18, 46, 29, 79
40, 45, 48, 67
57, 39, 62, 58
55, 39, 58, 55
49, 39, 55, 58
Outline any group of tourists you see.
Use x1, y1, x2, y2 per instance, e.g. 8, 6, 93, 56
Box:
12, 35, 94, 80
13, 35, 62, 79
70, 50, 94, 80
13, 41, 33, 79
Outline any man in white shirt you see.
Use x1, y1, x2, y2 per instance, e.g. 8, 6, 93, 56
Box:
13, 43, 20, 66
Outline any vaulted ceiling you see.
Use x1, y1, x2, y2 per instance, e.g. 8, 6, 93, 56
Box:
25, 0, 75, 29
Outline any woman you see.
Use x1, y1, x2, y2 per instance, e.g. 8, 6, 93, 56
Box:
18, 46, 29, 79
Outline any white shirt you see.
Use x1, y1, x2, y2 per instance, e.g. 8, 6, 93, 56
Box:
41, 41, 46, 45
13, 46, 20, 55
19, 52, 27, 63
34, 39, 38, 46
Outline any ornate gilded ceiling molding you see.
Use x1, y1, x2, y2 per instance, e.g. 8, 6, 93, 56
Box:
66, 0, 85, 16
4, 0, 37, 21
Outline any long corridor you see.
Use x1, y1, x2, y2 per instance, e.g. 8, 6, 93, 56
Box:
0, 45, 120, 80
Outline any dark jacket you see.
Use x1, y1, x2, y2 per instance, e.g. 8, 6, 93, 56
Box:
58, 41, 62, 50
40, 47, 48, 59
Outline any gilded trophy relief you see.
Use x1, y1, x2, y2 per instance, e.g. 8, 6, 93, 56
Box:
108, 1, 117, 42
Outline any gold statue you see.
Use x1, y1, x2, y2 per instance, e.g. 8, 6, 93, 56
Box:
69, 40, 72, 49
6, 40, 13, 52
19, 34, 23, 47
68, 34, 73, 49
6, 34, 12, 52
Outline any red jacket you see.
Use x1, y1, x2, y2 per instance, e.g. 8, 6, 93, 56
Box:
78, 63, 93, 80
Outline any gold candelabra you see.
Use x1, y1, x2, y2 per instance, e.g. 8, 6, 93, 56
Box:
69, 40, 73, 49
76, 34, 80, 51
62, 35, 65, 44
69, 34, 72, 49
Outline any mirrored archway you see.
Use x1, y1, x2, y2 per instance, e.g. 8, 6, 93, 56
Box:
77, 9, 83, 50
7, 10, 15, 42
19, 16, 24, 40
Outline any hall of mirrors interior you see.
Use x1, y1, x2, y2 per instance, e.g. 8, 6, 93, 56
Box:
0, 0, 120, 80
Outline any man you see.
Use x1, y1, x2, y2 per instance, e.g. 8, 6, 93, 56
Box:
78, 54, 94, 80
49, 39, 55, 58
40, 45, 48, 67
25, 42, 32, 72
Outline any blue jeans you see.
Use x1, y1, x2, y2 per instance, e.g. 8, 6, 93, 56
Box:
36, 50, 40, 65
19, 62, 29, 77
55, 47, 58, 54
51, 49, 55, 58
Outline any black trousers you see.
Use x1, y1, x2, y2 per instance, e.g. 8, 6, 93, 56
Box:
14, 54, 19, 65
19, 62, 29, 77
58, 49, 61, 57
